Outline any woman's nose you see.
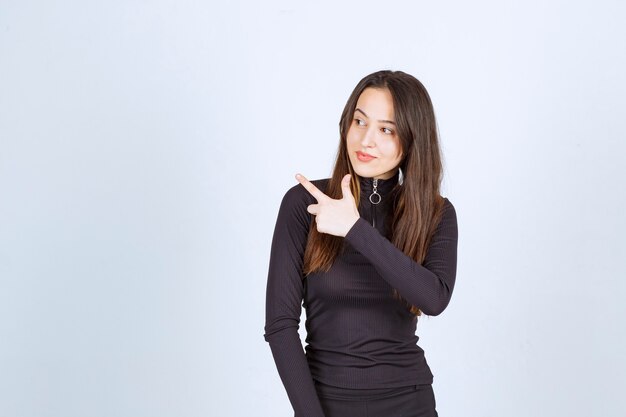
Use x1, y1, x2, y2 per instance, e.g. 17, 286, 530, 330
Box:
360, 128, 376, 148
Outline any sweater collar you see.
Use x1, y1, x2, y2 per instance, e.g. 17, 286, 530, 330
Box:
358, 170, 400, 200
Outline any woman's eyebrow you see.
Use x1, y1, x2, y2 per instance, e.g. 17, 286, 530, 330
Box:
355, 108, 396, 125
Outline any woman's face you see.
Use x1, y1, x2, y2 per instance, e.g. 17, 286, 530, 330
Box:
346, 87, 403, 180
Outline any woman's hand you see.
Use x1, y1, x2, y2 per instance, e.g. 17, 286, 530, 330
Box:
296, 173, 360, 237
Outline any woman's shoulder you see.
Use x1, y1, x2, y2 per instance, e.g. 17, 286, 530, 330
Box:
275, 178, 330, 228
442, 196, 456, 212
437, 196, 458, 234
282, 178, 330, 205
278, 177, 330, 215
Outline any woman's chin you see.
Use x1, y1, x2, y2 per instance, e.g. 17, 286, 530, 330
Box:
349, 165, 372, 178
351, 165, 396, 180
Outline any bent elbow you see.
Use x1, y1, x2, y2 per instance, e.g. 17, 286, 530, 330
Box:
419, 290, 453, 316
422, 305, 445, 316
421, 302, 447, 316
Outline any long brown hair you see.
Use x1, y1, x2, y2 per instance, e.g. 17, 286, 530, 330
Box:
303, 70, 446, 316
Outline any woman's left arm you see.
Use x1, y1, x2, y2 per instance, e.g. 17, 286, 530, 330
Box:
344, 199, 458, 316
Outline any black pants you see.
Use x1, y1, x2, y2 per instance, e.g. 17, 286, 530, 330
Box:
314, 380, 438, 417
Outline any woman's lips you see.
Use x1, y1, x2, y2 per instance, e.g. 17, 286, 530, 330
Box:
356, 151, 376, 162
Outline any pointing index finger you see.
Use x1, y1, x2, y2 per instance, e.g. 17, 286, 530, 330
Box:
295, 173, 327, 202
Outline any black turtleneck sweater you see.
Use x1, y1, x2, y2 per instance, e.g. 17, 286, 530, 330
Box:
264, 172, 458, 417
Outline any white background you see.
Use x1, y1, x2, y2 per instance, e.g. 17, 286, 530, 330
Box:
1, 1, 625, 416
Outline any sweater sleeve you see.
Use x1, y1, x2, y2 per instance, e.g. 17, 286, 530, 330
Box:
263, 184, 326, 417
344, 198, 458, 316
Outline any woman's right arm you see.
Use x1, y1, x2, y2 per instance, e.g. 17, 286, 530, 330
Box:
264, 184, 326, 417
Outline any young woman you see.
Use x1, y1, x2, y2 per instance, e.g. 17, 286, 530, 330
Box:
264, 70, 458, 417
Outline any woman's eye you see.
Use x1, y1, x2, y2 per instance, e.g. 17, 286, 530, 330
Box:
354, 118, 366, 126
382, 127, 394, 134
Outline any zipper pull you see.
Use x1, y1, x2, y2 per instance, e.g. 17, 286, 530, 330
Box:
370, 178, 380, 228
369, 178, 381, 205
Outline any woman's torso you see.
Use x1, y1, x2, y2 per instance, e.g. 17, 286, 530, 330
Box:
302, 176, 434, 389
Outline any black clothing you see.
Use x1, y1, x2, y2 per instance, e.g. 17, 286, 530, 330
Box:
264, 173, 458, 417
314, 380, 438, 417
